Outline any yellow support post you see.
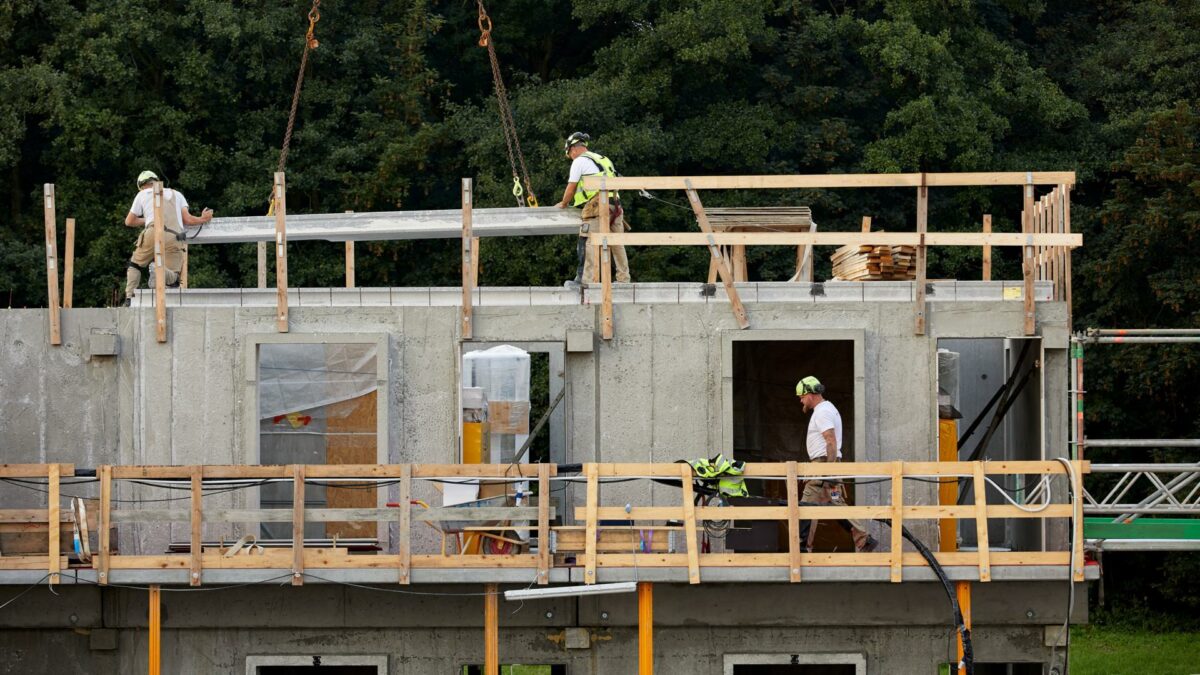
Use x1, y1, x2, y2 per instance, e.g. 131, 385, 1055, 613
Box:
639, 582, 654, 675
938, 419, 959, 552
956, 581, 971, 675
148, 585, 161, 675
484, 583, 499, 675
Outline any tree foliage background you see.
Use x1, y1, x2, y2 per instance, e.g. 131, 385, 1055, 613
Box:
2, 0, 1197, 621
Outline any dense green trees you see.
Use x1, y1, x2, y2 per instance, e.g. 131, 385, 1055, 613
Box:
1, 0, 1197, 617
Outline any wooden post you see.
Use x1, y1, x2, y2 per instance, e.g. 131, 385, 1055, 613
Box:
274, 173, 289, 333
152, 182, 167, 342
1022, 177, 1036, 335
1062, 185, 1073, 333
344, 241, 354, 287
398, 464, 411, 584
679, 463, 700, 585
955, 581, 972, 675
972, 463, 991, 581
914, 178, 928, 335
48, 464, 60, 584
537, 463, 550, 585
1072, 460, 1085, 582
484, 583, 499, 675
599, 179, 614, 340
638, 581, 654, 675
63, 217, 75, 308
981, 215, 992, 281
98, 465, 111, 585
684, 181, 750, 329
472, 237, 481, 288
890, 461, 904, 583
148, 585, 161, 675
786, 461, 801, 582
584, 463, 598, 584
461, 179, 474, 339
190, 469, 202, 586
180, 247, 188, 289
291, 464, 305, 586
732, 244, 747, 282
43, 185, 62, 346
257, 242, 267, 288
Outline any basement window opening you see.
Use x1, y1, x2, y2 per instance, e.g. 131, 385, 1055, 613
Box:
724, 652, 865, 675
246, 653, 386, 674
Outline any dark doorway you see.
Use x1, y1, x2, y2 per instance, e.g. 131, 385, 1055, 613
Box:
731, 340, 857, 552
733, 665, 856, 674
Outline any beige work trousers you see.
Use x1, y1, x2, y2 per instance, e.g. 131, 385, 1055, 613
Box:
126, 226, 185, 298
802, 457, 872, 551
580, 198, 631, 284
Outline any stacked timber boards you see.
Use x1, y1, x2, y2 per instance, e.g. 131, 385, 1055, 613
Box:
831, 243, 916, 281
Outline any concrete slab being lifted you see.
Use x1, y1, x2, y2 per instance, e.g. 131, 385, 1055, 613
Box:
191, 207, 580, 244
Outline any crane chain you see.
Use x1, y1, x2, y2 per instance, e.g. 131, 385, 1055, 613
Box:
270, 0, 322, 215
477, 1, 538, 208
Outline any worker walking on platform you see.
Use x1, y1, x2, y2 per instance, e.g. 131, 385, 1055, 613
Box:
122, 171, 212, 305
555, 132, 631, 287
797, 376, 878, 553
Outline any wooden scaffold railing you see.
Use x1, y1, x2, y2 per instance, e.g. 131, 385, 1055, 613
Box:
0, 460, 1087, 585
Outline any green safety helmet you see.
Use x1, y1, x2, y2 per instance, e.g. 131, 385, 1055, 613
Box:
136, 170, 159, 188
796, 376, 825, 396
564, 131, 590, 156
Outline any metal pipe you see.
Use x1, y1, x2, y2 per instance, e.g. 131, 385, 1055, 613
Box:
1090, 463, 1200, 472
1085, 439, 1200, 447
1093, 329, 1200, 336
1083, 337, 1200, 344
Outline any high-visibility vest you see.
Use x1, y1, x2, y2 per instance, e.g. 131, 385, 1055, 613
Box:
571, 151, 619, 207
686, 454, 748, 497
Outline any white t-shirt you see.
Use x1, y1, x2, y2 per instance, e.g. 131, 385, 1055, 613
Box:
567, 154, 603, 184
129, 188, 188, 228
805, 400, 843, 460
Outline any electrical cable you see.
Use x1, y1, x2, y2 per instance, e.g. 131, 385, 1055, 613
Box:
0, 574, 51, 612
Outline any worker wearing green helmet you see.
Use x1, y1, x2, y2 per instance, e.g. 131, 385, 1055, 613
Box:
796, 375, 878, 553
122, 171, 213, 305
555, 132, 631, 288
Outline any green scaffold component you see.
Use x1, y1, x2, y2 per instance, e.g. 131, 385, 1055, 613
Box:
1084, 517, 1200, 540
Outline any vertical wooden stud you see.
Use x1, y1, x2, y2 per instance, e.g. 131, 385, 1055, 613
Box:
48, 464, 60, 584
461, 178, 474, 339
398, 464, 411, 584
1022, 178, 1036, 335
345, 241, 355, 288
732, 244, 747, 282
914, 179, 928, 335
1062, 185, 1073, 333
274, 172, 289, 333
680, 463, 701, 585
291, 464, 305, 586
43, 185, 62, 346
63, 217, 75, 308
599, 180, 614, 340
537, 463, 550, 585
190, 468, 202, 586
890, 461, 904, 583
584, 463, 599, 584
98, 465, 111, 585
972, 463, 991, 581
981, 214, 992, 281
484, 583, 499, 675
685, 181, 749, 329
152, 182, 167, 342
1073, 460, 1085, 582
180, 247, 188, 290
786, 461, 801, 582
638, 582, 654, 675
472, 237, 481, 288
148, 585, 161, 675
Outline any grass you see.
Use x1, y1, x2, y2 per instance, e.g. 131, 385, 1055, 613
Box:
1070, 625, 1200, 674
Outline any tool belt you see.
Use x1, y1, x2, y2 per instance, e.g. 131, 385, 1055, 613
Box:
145, 224, 187, 241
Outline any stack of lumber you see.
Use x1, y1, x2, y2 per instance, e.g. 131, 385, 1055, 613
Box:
831, 243, 916, 281
704, 207, 813, 229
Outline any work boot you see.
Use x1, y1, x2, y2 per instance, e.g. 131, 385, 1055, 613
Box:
121, 297, 132, 308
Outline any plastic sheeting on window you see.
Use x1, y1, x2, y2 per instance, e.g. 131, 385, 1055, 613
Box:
258, 343, 378, 421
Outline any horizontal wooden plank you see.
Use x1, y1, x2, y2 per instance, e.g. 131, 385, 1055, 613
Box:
592, 460, 1085, 478
574, 504, 1073, 521
412, 464, 555, 478
0, 556, 69, 570
0, 464, 75, 478
580, 172, 1075, 191
585, 232, 1082, 248
110, 506, 552, 524
591, 551, 1070, 567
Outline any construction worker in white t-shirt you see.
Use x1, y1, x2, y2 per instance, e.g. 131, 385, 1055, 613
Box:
797, 376, 878, 552
122, 171, 213, 305
554, 132, 631, 288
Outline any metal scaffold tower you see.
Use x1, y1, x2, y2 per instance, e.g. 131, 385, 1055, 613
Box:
1074, 328, 1200, 551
